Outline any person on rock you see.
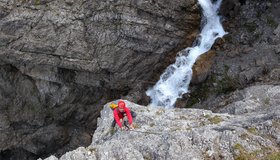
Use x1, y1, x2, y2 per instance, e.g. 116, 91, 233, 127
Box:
111, 100, 136, 131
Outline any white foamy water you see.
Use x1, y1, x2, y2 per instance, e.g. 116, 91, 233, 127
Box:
146, 0, 227, 108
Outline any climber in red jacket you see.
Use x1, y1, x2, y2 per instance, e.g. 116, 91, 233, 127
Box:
111, 100, 136, 130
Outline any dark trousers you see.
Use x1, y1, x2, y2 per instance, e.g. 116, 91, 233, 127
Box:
111, 111, 137, 128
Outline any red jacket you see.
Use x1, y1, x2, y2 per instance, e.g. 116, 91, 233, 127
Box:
113, 107, 133, 128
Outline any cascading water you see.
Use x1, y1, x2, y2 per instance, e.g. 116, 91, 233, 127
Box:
146, 0, 227, 108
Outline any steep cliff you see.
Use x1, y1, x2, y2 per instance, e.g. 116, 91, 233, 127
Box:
185, 0, 280, 108
0, 0, 200, 159
0, 0, 279, 159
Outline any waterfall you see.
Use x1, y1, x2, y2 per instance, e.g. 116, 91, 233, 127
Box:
146, 0, 227, 108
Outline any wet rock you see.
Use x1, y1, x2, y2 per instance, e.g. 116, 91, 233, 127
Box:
192, 50, 216, 84
185, 0, 280, 108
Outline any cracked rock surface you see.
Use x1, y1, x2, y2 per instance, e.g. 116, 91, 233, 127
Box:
45, 85, 280, 160
0, 0, 200, 159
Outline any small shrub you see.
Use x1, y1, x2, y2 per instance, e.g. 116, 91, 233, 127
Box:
208, 115, 223, 124
35, 0, 40, 5
266, 152, 280, 160
233, 143, 256, 160
204, 114, 211, 119
247, 127, 258, 134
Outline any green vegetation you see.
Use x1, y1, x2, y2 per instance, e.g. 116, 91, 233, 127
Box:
247, 127, 258, 134
239, 133, 249, 140
143, 153, 153, 160
21, 0, 40, 5
208, 115, 223, 124
253, 32, 262, 41
186, 64, 240, 108
267, 16, 278, 28
233, 143, 280, 160
46, 107, 55, 121
204, 114, 211, 119
244, 22, 258, 32
199, 121, 206, 127
266, 152, 280, 160
186, 81, 211, 107
28, 104, 39, 112
256, 10, 262, 19
109, 128, 116, 135
224, 34, 233, 43
233, 143, 256, 160
217, 65, 240, 94
35, 0, 40, 5
264, 97, 270, 105
202, 114, 223, 125
180, 6, 188, 12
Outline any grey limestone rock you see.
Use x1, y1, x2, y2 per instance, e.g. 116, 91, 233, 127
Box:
46, 85, 280, 160
0, 0, 200, 158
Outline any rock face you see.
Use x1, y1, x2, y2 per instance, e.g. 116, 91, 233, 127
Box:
0, 0, 200, 159
0, 0, 199, 90
1, 0, 280, 159
184, 0, 280, 108
45, 84, 280, 160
